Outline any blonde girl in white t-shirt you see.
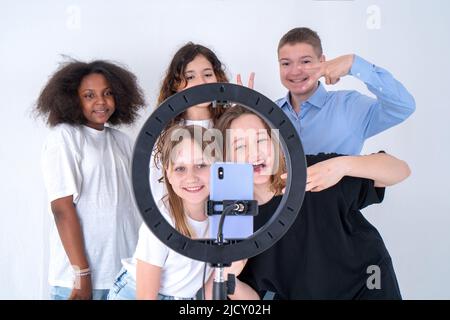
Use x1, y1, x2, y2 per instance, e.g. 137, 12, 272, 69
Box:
36, 60, 145, 300
109, 124, 224, 300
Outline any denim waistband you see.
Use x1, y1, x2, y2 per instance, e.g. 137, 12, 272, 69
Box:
158, 293, 195, 300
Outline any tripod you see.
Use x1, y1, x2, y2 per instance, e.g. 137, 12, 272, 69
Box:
211, 262, 235, 300
207, 200, 257, 300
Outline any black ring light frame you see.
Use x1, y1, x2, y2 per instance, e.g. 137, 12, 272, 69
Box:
132, 83, 306, 265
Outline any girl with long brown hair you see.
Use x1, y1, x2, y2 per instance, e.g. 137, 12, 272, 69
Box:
157, 42, 229, 126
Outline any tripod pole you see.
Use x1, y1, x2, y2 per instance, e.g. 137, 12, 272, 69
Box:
212, 264, 228, 300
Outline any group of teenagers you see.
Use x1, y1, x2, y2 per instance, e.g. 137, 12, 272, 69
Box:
36, 27, 416, 300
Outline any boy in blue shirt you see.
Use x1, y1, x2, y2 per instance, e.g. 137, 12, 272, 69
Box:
276, 27, 415, 155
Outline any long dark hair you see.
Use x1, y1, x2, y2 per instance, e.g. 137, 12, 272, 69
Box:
157, 42, 229, 125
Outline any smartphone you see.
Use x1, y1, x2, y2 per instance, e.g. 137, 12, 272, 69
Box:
209, 162, 254, 240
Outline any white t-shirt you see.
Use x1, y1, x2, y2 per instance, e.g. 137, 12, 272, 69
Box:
149, 118, 213, 208
123, 207, 212, 299
41, 124, 142, 289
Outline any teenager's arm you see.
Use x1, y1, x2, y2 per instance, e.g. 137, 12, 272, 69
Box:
304, 153, 410, 191
303, 54, 415, 116
51, 196, 92, 300
342, 153, 411, 187
136, 259, 162, 300
349, 55, 416, 138
301, 55, 415, 138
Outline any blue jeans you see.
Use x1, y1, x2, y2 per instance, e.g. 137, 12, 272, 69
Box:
50, 286, 109, 300
107, 268, 136, 300
158, 293, 195, 300
107, 268, 195, 300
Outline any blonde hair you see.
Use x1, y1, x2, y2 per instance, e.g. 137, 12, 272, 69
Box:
154, 125, 222, 237
214, 106, 286, 195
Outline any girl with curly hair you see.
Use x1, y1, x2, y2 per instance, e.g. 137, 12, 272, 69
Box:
36, 60, 146, 300
150, 42, 254, 208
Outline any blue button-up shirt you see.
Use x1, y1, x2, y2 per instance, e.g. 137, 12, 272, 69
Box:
276, 55, 416, 155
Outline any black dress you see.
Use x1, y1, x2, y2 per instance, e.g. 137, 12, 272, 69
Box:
238, 154, 402, 299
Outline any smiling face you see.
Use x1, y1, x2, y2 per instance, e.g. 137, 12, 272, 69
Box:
166, 139, 211, 206
228, 114, 277, 187
278, 42, 324, 99
78, 73, 115, 130
179, 54, 218, 90
177, 54, 218, 109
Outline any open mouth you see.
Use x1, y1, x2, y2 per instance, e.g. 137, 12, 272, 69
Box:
93, 109, 108, 115
289, 76, 309, 85
252, 160, 266, 174
182, 186, 205, 193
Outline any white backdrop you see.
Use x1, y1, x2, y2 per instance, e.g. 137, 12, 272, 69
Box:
1, 0, 449, 299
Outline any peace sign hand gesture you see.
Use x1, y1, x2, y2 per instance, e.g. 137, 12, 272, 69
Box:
236, 72, 255, 89
300, 54, 354, 90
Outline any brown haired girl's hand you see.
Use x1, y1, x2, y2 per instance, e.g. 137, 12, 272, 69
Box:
69, 275, 93, 300
236, 72, 255, 89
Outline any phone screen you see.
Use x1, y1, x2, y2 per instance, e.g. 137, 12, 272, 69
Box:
208, 162, 254, 240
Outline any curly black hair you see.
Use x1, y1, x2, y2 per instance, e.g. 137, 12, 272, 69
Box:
36, 59, 146, 127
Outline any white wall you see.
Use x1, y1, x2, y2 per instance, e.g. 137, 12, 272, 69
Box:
0, 0, 449, 299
